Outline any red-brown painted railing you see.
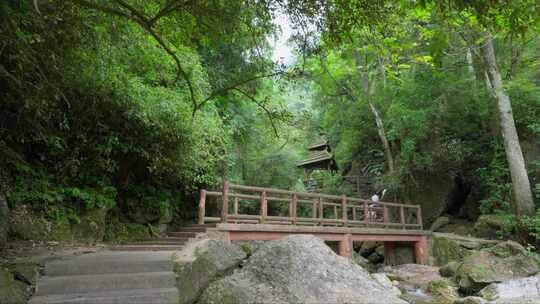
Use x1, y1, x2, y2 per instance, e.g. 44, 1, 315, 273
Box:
198, 181, 423, 230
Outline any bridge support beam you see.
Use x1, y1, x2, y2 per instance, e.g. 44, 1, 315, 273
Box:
414, 236, 428, 265
338, 233, 352, 258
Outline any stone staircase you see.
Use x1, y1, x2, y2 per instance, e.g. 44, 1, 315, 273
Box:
29, 251, 179, 304
29, 224, 216, 303
110, 223, 216, 251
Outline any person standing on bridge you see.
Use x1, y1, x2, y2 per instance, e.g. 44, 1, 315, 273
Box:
369, 189, 387, 221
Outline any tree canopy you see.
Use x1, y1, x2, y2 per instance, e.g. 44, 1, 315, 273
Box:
1, 0, 539, 244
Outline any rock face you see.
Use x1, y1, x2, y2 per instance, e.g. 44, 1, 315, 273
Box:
455, 241, 540, 293
430, 233, 499, 266
358, 241, 381, 257
8, 205, 50, 241
352, 252, 376, 273
479, 274, 540, 302
199, 235, 407, 304
455, 296, 487, 304
439, 261, 460, 277
173, 238, 246, 304
381, 264, 444, 289
430, 216, 450, 232
72, 208, 108, 243
473, 214, 511, 239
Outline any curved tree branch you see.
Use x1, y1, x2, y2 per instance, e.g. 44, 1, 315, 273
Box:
193, 70, 286, 116
73, 0, 281, 116
233, 88, 279, 138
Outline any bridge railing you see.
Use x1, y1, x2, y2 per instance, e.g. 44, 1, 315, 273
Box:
198, 181, 423, 230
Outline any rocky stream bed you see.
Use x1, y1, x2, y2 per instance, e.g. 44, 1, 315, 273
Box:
3, 231, 540, 304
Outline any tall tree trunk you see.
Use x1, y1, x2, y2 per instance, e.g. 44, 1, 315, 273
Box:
353, 49, 395, 174
466, 47, 475, 76
482, 32, 535, 217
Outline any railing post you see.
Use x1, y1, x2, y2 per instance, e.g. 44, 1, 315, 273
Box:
260, 191, 267, 224
383, 206, 389, 228
417, 206, 423, 230
400, 206, 405, 229
233, 196, 239, 215
352, 206, 356, 221
198, 189, 206, 225
312, 199, 317, 219
221, 181, 229, 223
363, 201, 369, 226
341, 195, 348, 227
318, 197, 323, 225
291, 194, 298, 225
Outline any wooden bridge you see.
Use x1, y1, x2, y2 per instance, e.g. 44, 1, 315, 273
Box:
198, 181, 429, 264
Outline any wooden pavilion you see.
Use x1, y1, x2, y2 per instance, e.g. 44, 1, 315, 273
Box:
296, 138, 338, 172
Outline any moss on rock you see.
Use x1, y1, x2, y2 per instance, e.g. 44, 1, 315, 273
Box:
426, 279, 459, 304
0, 267, 27, 304
431, 235, 467, 266
48, 219, 73, 242
104, 219, 150, 243
8, 205, 49, 241
72, 208, 107, 243
8, 259, 40, 286
454, 241, 540, 294
473, 214, 513, 240
173, 238, 246, 304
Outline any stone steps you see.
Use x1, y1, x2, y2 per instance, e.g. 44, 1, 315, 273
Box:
167, 231, 198, 238
45, 253, 173, 276
109, 244, 185, 251
29, 287, 179, 304
36, 271, 176, 295
30, 250, 179, 304
110, 224, 212, 251
29, 224, 217, 303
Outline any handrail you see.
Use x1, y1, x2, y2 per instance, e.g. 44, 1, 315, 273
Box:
198, 181, 423, 230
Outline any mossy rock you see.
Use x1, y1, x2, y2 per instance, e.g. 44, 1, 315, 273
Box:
0, 267, 27, 304
431, 235, 468, 266
48, 219, 74, 242
439, 261, 460, 277
454, 242, 540, 294
430, 216, 450, 232
352, 252, 376, 273
174, 239, 246, 304
473, 214, 512, 239
7, 259, 40, 286
104, 221, 151, 243
8, 205, 49, 241
72, 208, 107, 243
426, 279, 459, 304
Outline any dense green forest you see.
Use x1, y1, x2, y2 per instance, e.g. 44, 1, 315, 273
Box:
1, 1, 539, 246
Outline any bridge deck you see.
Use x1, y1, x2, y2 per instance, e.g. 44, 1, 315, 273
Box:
199, 182, 429, 264
212, 223, 429, 263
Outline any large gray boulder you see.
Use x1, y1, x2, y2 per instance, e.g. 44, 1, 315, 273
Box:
199, 235, 407, 304
173, 237, 246, 304
479, 274, 540, 303
455, 241, 540, 293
